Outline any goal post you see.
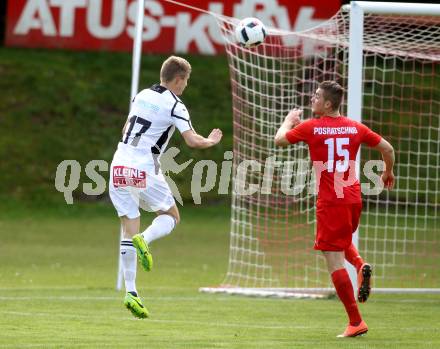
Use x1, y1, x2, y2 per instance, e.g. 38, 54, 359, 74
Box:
116, 0, 146, 291
345, 0, 364, 291
201, 1, 440, 297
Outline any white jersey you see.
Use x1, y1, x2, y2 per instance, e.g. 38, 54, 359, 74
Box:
112, 84, 192, 172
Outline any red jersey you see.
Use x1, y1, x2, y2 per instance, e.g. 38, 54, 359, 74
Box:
286, 116, 381, 205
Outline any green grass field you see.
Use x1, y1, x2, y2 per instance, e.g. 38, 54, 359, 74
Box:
1, 203, 439, 349
0, 45, 439, 348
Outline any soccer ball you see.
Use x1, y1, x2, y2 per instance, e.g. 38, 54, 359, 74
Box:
235, 17, 267, 48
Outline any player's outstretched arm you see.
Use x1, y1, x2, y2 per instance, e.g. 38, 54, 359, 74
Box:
374, 138, 395, 189
181, 129, 223, 149
275, 108, 302, 147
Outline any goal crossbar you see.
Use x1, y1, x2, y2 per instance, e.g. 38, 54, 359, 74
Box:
343, 2, 440, 16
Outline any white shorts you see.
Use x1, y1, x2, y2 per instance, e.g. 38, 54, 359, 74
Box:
109, 164, 175, 219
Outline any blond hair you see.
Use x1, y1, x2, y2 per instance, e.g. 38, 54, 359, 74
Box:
160, 56, 192, 82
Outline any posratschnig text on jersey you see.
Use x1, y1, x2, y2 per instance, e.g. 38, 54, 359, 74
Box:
313, 127, 358, 135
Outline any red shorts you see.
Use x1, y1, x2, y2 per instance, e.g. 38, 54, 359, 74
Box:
314, 202, 362, 251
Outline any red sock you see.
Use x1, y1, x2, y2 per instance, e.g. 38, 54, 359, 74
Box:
345, 243, 364, 272
331, 268, 362, 325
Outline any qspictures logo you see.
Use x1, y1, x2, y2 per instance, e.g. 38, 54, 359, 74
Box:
54, 147, 388, 206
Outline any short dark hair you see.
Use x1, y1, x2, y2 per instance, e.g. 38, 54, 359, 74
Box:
160, 56, 191, 82
319, 81, 343, 111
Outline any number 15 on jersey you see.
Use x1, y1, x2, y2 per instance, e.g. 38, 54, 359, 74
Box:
324, 137, 350, 173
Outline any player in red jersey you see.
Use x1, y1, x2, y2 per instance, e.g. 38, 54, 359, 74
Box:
275, 81, 395, 337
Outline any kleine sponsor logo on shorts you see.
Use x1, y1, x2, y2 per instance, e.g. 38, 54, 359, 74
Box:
112, 166, 147, 188
5, 0, 340, 54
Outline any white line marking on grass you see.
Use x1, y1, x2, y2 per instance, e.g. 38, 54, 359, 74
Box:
0, 345, 140, 349
0, 286, 89, 291
0, 296, 231, 301
0, 296, 120, 301
370, 299, 440, 304
0, 286, 194, 291
0, 295, 293, 302
1, 295, 439, 304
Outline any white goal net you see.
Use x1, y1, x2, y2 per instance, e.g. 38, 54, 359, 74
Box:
201, 3, 440, 297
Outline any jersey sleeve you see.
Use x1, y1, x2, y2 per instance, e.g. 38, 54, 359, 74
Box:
359, 123, 382, 147
285, 120, 313, 144
171, 102, 193, 133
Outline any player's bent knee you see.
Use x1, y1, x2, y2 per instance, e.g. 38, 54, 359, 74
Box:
157, 212, 179, 227
322, 250, 345, 273
173, 215, 180, 225
160, 206, 180, 225
168, 213, 180, 226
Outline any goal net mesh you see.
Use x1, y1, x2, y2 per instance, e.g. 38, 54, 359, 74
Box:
211, 9, 440, 294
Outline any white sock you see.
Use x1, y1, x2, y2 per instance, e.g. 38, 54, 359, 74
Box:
120, 239, 137, 294
141, 214, 176, 244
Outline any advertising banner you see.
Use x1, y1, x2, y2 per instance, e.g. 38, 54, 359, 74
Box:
5, 0, 340, 54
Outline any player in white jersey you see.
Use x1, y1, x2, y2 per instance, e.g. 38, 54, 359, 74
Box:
109, 56, 223, 318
